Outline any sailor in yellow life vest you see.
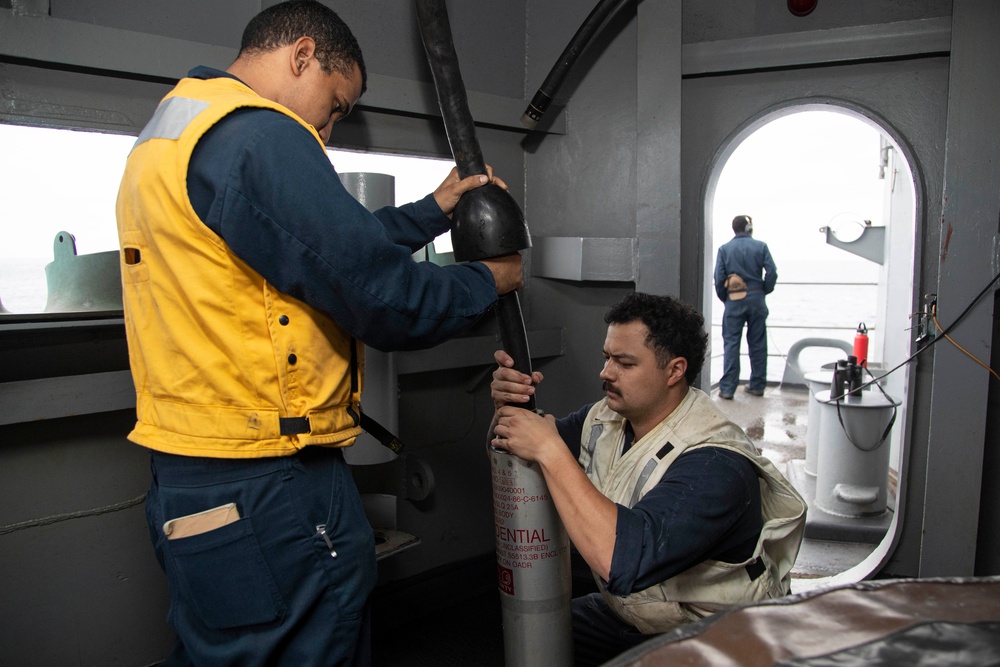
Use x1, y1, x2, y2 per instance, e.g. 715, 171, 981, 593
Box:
116, 2, 522, 664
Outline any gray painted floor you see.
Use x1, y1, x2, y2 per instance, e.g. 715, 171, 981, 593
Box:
710, 382, 882, 581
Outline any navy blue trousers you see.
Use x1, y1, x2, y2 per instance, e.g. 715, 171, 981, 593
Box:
571, 592, 652, 666
720, 295, 769, 395
146, 446, 377, 666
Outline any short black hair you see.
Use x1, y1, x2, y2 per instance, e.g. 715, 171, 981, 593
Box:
733, 214, 752, 234
240, 0, 367, 94
604, 292, 708, 384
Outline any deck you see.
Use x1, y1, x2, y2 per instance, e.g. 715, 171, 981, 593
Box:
708, 382, 883, 583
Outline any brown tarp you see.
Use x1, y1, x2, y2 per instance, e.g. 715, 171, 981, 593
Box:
605, 577, 1000, 666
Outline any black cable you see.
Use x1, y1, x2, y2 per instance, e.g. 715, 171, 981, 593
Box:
521, 0, 632, 129
415, 0, 485, 179
0, 493, 146, 536
822, 267, 1000, 449
833, 367, 897, 452
830, 267, 1000, 400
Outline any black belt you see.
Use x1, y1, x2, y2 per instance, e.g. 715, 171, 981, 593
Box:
279, 416, 311, 435
278, 414, 405, 454
359, 412, 405, 454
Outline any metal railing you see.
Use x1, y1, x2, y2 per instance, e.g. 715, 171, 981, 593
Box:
709, 279, 878, 386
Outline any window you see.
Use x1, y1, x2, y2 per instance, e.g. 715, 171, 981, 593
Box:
0, 123, 454, 316
324, 148, 456, 255
0, 125, 133, 314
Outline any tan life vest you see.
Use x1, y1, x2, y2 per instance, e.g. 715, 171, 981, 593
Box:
579, 388, 806, 634
116, 75, 364, 458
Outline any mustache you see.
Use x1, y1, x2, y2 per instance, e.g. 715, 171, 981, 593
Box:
602, 380, 618, 394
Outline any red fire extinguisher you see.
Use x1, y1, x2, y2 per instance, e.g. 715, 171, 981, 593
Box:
853, 322, 869, 367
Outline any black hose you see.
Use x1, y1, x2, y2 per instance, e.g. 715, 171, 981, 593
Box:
416, 0, 531, 262
494, 291, 535, 412
414, 0, 486, 179
415, 0, 535, 409
521, 0, 631, 129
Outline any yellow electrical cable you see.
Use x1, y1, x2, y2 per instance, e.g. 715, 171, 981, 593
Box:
932, 308, 1000, 382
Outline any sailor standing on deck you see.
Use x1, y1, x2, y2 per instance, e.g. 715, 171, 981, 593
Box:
714, 215, 778, 399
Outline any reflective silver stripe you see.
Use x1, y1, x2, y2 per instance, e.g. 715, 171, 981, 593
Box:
583, 423, 603, 474
132, 96, 211, 152
628, 458, 658, 508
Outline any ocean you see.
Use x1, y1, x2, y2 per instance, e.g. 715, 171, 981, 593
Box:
0, 257, 50, 313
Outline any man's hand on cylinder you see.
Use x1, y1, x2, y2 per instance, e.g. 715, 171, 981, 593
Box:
490, 349, 557, 462
491, 349, 543, 411
492, 405, 558, 463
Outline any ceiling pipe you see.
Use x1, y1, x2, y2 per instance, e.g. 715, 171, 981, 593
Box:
521, 0, 631, 130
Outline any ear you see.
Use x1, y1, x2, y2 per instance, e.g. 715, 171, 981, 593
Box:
666, 357, 688, 387
289, 36, 317, 76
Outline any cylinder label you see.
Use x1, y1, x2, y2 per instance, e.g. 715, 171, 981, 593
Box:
491, 453, 569, 597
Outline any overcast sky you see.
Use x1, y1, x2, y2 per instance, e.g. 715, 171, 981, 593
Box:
713, 110, 886, 276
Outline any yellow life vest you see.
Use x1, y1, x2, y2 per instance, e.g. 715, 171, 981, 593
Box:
116, 75, 364, 458
579, 388, 806, 634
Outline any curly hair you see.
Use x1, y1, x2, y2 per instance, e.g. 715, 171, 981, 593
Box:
239, 0, 367, 94
604, 292, 708, 384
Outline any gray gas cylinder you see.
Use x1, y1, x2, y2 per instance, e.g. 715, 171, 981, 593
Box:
490, 448, 572, 667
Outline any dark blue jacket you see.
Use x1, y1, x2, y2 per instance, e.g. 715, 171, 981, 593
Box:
185, 67, 498, 351
714, 233, 777, 303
